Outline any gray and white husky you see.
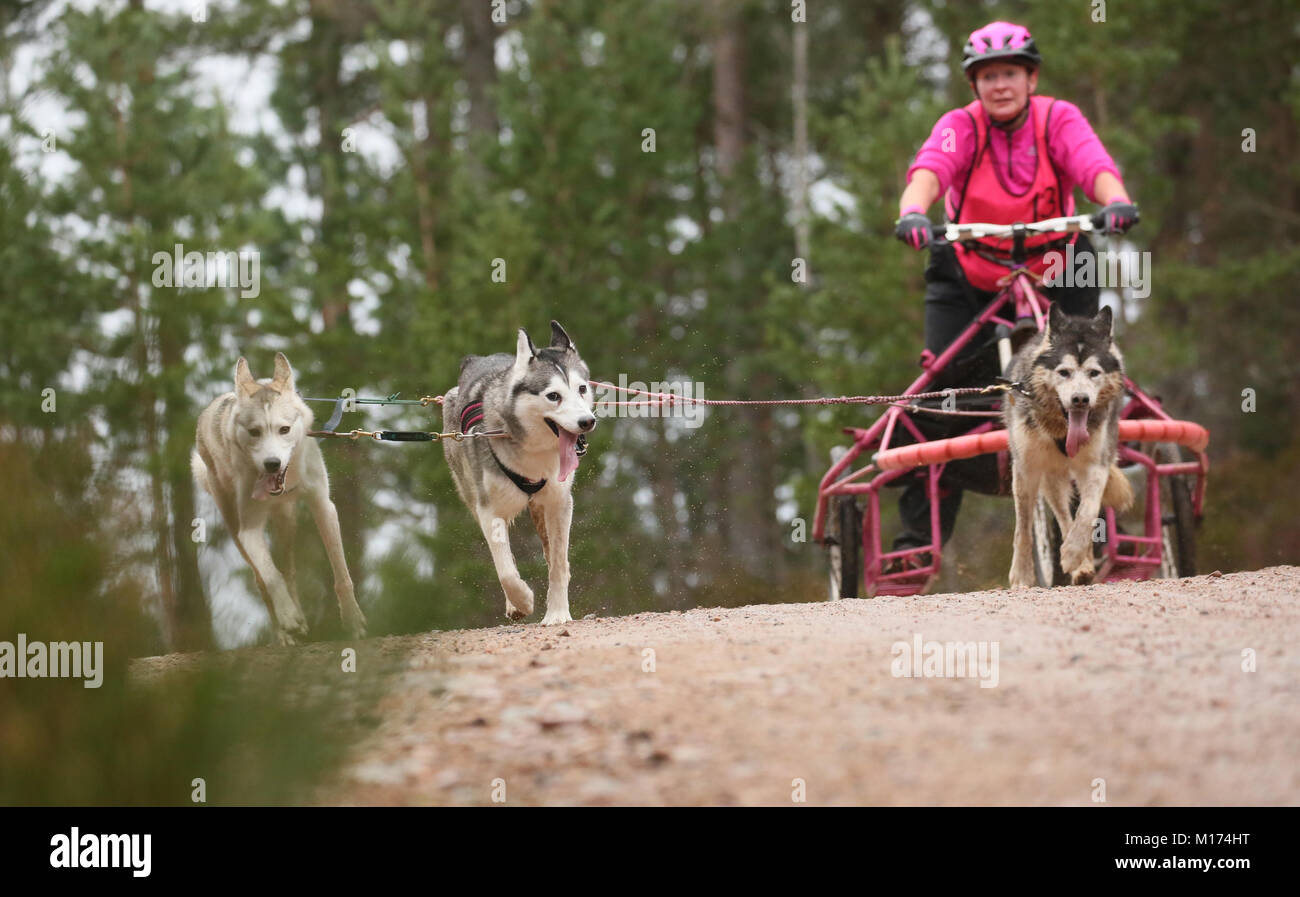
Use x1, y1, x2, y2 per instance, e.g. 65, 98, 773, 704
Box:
442, 321, 596, 625
1004, 304, 1134, 588
192, 353, 367, 645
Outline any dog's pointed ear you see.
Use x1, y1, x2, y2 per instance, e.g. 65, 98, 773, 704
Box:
1094, 304, 1114, 336
1009, 324, 1038, 357
235, 357, 261, 396
517, 328, 537, 359
270, 352, 294, 391
550, 320, 574, 351
1047, 302, 1067, 336
511, 328, 536, 378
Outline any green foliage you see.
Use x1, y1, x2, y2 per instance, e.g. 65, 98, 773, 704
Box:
1, 0, 1295, 663
0, 438, 385, 805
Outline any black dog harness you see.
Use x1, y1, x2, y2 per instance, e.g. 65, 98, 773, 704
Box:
459, 398, 590, 496
459, 398, 547, 495
489, 449, 547, 495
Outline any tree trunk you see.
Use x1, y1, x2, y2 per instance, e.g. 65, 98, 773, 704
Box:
792, 18, 810, 266
137, 287, 178, 650
409, 98, 440, 291
709, 0, 779, 582
308, 1, 365, 597
651, 423, 684, 605
461, 0, 498, 139
159, 306, 212, 650
112, 48, 181, 651
710, 0, 745, 182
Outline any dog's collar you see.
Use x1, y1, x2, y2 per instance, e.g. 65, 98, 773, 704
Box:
489, 447, 547, 495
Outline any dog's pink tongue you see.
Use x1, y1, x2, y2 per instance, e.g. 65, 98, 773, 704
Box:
252, 473, 275, 501
557, 429, 580, 483
1065, 408, 1091, 458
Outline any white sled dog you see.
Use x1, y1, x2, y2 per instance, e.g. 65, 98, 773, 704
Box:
442, 321, 597, 625
192, 353, 366, 644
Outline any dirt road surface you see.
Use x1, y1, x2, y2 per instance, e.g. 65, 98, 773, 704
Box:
135, 566, 1300, 805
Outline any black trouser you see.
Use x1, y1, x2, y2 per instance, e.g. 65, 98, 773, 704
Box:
891, 236, 1101, 552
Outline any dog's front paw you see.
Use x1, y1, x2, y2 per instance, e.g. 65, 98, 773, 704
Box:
341, 605, 368, 639
540, 608, 573, 626
1067, 555, 1096, 586
278, 604, 309, 641
273, 627, 301, 647
1008, 569, 1036, 590
502, 576, 534, 619
1060, 537, 1091, 577
1008, 551, 1036, 589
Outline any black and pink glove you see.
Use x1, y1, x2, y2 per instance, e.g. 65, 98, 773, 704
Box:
895, 205, 933, 250
1092, 199, 1140, 234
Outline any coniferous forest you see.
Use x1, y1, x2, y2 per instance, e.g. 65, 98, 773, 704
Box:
3, 0, 1296, 660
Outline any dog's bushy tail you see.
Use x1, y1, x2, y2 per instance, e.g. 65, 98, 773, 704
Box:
1103, 464, 1134, 512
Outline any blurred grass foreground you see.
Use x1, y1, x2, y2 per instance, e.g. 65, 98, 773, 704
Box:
0, 433, 395, 805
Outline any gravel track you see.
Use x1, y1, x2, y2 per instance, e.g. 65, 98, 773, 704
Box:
134, 566, 1300, 806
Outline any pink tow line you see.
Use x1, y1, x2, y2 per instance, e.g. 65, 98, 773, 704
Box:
588, 379, 1006, 410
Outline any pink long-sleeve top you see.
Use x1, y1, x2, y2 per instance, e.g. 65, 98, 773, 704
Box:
906, 98, 1121, 214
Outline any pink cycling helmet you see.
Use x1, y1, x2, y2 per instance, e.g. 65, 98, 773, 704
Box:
962, 21, 1041, 74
